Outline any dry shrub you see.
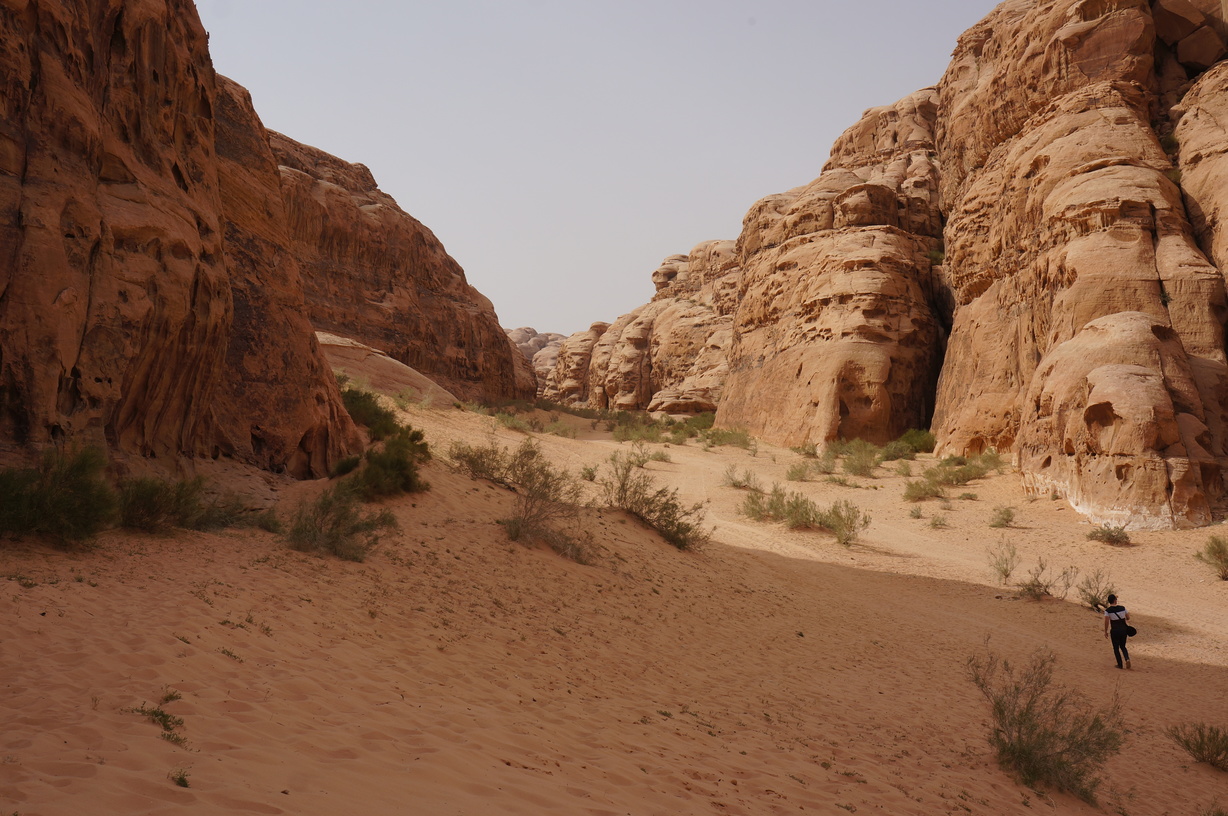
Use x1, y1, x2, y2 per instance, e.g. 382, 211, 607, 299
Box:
601, 452, 708, 551
1168, 722, 1228, 771
967, 647, 1124, 802
1196, 536, 1228, 580
286, 482, 396, 562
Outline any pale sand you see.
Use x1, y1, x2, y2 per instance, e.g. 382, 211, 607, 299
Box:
3, 401, 1228, 815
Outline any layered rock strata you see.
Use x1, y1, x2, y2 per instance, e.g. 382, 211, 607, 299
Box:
272, 134, 535, 405
506, 327, 566, 397
0, 0, 359, 477
541, 241, 739, 413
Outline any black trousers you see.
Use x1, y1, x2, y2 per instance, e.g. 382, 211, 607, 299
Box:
1110, 629, 1130, 667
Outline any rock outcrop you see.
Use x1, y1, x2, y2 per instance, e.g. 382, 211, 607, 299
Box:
272, 134, 534, 405
0, 0, 359, 478
541, 241, 739, 413
506, 327, 566, 397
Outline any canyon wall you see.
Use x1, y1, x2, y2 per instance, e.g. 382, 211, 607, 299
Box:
541, 240, 740, 413
558, 0, 1228, 528
0, 0, 359, 478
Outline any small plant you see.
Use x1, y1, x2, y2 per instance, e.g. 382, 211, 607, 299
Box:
168, 768, 190, 788
894, 460, 912, 478
989, 506, 1015, 528
580, 465, 598, 482
499, 439, 587, 562
118, 476, 244, 532
700, 427, 753, 449
341, 387, 401, 441
1167, 722, 1228, 771
448, 437, 509, 484
958, 492, 978, 501
601, 452, 708, 550
1076, 569, 1116, 611
786, 462, 811, 482
824, 499, 871, 546
903, 479, 945, 502
987, 540, 1021, 585
841, 439, 880, 478
285, 482, 396, 562
908, 506, 923, 519
495, 411, 532, 433
929, 515, 948, 529
1196, 536, 1228, 580
329, 455, 361, 479
546, 420, 576, 438
723, 465, 762, 492
898, 428, 936, 453
1087, 524, 1130, 546
648, 450, 672, 464
0, 447, 118, 544
966, 647, 1123, 802
626, 440, 652, 468
814, 447, 838, 475
350, 426, 431, 499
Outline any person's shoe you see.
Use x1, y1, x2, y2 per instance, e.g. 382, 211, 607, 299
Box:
1126, 659, 1131, 670
1115, 665, 1123, 669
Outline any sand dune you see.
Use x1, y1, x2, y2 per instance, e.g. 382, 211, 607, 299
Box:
3, 403, 1228, 815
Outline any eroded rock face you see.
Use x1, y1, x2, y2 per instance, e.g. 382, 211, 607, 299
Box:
272, 134, 534, 405
0, 0, 359, 477
719, 91, 946, 448
541, 241, 739, 413
506, 327, 566, 397
931, 0, 1228, 527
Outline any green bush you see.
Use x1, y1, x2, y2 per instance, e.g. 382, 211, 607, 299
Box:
841, 439, 880, 478
967, 648, 1123, 802
0, 447, 118, 544
989, 506, 1016, 528
786, 462, 811, 482
825, 499, 871, 546
723, 464, 763, 491
899, 428, 936, 453
285, 482, 396, 562
1168, 722, 1228, 771
1086, 524, 1130, 545
329, 455, 361, 479
878, 439, 916, 462
119, 476, 243, 533
1196, 536, 1228, 580
814, 448, 838, 475
700, 427, 753, 449
1075, 569, 1116, 611
904, 479, 945, 502
448, 437, 510, 484
351, 427, 431, 499
341, 388, 401, 441
601, 452, 708, 550
742, 485, 823, 529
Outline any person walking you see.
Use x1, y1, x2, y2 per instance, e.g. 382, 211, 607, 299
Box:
1103, 593, 1131, 669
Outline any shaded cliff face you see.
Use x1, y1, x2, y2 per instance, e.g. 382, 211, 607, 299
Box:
541, 241, 739, 413
271, 134, 535, 404
0, 0, 359, 477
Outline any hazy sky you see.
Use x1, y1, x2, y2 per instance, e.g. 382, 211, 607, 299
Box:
195, 1, 1002, 336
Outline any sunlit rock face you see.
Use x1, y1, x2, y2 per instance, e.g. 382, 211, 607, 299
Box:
0, 0, 359, 478
541, 241, 739, 414
272, 134, 535, 405
506, 328, 566, 398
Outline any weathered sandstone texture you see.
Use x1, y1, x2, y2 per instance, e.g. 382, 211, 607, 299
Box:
930, 0, 1228, 528
541, 241, 739, 413
317, 333, 458, 407
0, 0, 359, 477
272, 134, 534, 405
506, 327, 566, 397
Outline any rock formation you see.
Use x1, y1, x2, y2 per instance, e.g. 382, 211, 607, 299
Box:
561, 0, 1228, 528
541, 241, 739, 413
0, 0, 359, 478
506, 327, 566, 397
272, 134, 535, 405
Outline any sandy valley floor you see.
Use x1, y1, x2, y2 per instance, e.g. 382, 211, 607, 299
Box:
3, 399, 1228, 815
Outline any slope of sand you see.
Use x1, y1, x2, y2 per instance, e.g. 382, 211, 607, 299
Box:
3, 401, 1228, 815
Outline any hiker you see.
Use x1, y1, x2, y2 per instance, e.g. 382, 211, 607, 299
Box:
1103, 593, 1131, 670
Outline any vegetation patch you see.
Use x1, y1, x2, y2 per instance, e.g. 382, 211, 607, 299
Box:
0, 447, 117, 545
285, 482, 396, 562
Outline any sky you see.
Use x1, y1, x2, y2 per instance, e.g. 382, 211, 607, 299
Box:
194, 0, 1003, 336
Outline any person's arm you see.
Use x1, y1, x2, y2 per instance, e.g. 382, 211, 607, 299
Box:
1103, 611, 1111, 638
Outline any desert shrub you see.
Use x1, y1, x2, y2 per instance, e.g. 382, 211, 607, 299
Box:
786, 462, 811, 482
495, 411, 532, 433
1167, 722, 1228, 771
723, 465, 762, 492
824, 499, 871, 546
987, 540, 1021, 585
341, 388, 400, 441
546, 420, 576, 438
1076, 569, 1117, 612
959, 492, 978, 501
966, 647, 1124, 802
448, 437, 512, 484
285, 482, 396, 562
580, 465, 598, 482
989, 506, 1015, 528
329, 455, 362, 479
878, 440, 916, 462
909, 506, 923, 519
929, 515, 948, 529
904, 478, 945, 502
602, 452, 708, 550
742, 485, 822, 529
1016, 559, 1078, 601
899, 428, 936, 453
351, 427, 431, 499
611, 413, 665, 443
894, 460, 912, 477
700, 427, 753, 449
814, 447, 838, 475
500, 441, 586, 560
1195, 536, 1228, 580
842, 440, 880, 478
791, 445, 817, 458
119, 476, 244, 533
1087, 524, 1130, 546
0, 447, 118, 544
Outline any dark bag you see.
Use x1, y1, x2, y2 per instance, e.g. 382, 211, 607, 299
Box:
1126, 625, 1137, 637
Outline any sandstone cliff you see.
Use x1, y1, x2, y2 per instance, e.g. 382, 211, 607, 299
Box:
541, 241, 739, 413
272, 134, 535, 405
506, 327, 566, 398
558, 0, 1228, 528
0, 0, 359, 478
